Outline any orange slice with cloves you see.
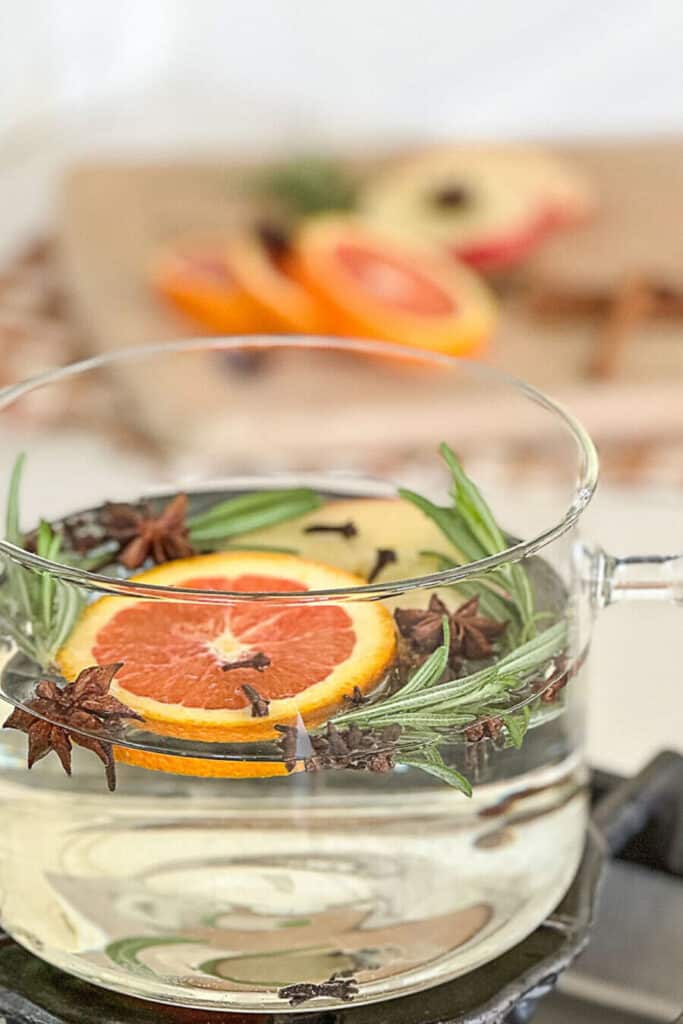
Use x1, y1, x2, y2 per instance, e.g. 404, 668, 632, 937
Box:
57, 552, 396, 778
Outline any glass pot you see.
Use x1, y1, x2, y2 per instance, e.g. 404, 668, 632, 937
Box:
0, 337, 678, 1013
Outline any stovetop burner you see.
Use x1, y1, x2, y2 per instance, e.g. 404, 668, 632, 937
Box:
0, 752, 680, 1024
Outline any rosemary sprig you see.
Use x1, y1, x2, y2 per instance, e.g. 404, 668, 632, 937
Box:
420, 550, 518, 627
498, 705, 531, 749
322, 446, 563, 792
0, 455, 84, 666
397, 618, 452, 697
336, 622, 566, 729
253, 157, 359, 218
187, 489, 323, 546
4, 455, 32, 617
331, 620, 567, 793
400, 443, 536, 641
398, 747, 473, 796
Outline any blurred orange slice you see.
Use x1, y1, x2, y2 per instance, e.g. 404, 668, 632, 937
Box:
152, 242, 260, 333
225, 227, 329, 333
290, 217, 497, 356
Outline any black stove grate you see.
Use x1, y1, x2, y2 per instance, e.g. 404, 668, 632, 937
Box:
0, 750, 680, 1024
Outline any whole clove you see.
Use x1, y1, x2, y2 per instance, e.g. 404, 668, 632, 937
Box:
303, 520, 358, 539
464, 716, 504, 744
221, 652, 271, 673
241, 683, 270, 718
302, 721, 401, 774
431, 184, 471, 209
342, 685, 368, 709
278, 972, 359, 1006
274, 723, 299, 772
367, 548, 397, 583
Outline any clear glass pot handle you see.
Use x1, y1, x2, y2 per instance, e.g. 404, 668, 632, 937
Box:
588, 549, 683, 607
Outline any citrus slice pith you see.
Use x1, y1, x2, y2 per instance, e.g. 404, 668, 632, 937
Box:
57, 552, 396, 778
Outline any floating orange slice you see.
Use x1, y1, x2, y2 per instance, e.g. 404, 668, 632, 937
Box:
225, 229, 329, 334
152, 242, 261, 333
57, 553, 396, 777
290, 217, 497, 356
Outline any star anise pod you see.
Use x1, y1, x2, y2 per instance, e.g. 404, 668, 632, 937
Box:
100, 493, 194, 569
394, 594, 447, 654
449, 596, 508, 662
395, 594, 507, 672
3, 663, 143, 791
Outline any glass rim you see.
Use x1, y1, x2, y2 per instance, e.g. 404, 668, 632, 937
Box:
0, 335, 599, 603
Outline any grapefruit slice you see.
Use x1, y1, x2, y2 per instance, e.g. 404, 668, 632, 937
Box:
225, 228, 329, 334
57, 553, 396, 776
290, 217, 497, 355
151, 241, 260, 333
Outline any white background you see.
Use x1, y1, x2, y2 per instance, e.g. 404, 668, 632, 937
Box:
1, 0, 683, 144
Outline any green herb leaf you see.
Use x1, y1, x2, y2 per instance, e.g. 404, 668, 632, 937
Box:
334, 621, 566, 730
188, 490, 312, 528
398, 752, 473, 796
1, 456, 84, 666
50, 581, 83, 654
439, 442, 505, 553
331, 616, 566, 792
399, 490, 483, 563
397, 618, 450, 697
402, 445, 536, 638
420, 548, 520, 640
37, 521, 58, 630
254, 157, 359, 218
188, 489, 323, 543
500, 706, 531, 749
2, 454, 33, 628
5, 452, 26, 546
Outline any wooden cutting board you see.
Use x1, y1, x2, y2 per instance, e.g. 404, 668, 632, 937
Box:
57, 142, 683, 456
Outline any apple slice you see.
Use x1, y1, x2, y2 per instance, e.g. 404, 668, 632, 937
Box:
236, 496, 464, 611
495, 147, 596, 229
290, 216, 497, 356
360, 146, 596, 272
